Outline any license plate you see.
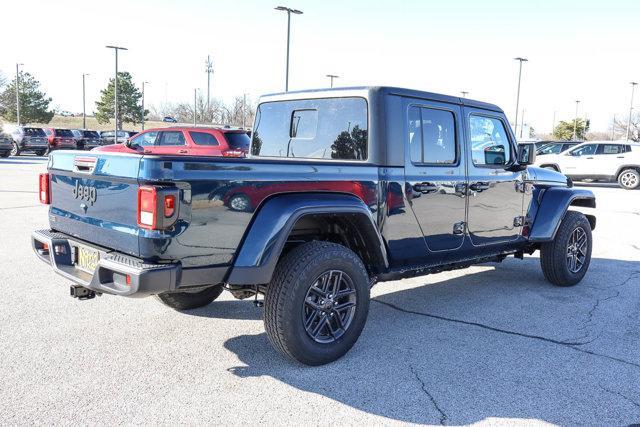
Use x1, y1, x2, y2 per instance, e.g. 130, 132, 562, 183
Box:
76, 246, 100, 272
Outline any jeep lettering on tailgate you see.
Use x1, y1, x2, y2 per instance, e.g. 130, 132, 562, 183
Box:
72, 181, 97, 205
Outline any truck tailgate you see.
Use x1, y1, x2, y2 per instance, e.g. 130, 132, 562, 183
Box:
48, 151, 141, 257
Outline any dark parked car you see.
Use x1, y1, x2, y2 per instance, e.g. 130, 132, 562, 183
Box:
99, 130, 130, 144
162, 116, 177, 123
0, 130, 12, 157
10, 126, 49, 156
32, 86, 596, 366
44, 128, 77, 151
73, 130, 103, 150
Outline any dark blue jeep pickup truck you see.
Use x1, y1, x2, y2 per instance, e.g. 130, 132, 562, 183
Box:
33, 87, 596, 365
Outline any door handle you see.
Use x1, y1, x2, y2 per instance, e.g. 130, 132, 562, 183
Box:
617, 156, 625, 159
178, 149, 188, 154
469, 182, 490, 192
413, 182, 437, 193
585, 157, 594, 159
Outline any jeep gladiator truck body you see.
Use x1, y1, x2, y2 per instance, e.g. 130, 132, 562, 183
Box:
33, 87, 596, 365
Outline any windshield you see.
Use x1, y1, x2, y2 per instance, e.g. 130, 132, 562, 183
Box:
225, 132, 251, 150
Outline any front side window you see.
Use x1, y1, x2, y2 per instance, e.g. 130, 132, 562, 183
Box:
569, 144, 597, 156
469, 115, 512, 166
189, 131, 219, 146
252, 97, 368, 160
131, 131, 158, 147
157, 131, 185, 146
408, 106, 456, 164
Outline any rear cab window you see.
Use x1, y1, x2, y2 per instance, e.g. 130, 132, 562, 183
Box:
251, 97, 368, 160
55, 129, 74, 138
25, 128, 46, 137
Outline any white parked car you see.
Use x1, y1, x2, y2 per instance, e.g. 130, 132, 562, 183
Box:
535, 141, 640, 190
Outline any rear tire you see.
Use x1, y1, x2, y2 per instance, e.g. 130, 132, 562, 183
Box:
156, 285, 224, 310
264, 241, 370, 366
618, 169, 640, 190
540, 211, 592, 287
10, 143, 20, 156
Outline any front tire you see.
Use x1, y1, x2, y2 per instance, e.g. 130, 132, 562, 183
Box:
540, 211, 592, 286
618, 169, 640, 190
264, 241, 370, 366
10, 143, 20, 156
156, 285, 224, 310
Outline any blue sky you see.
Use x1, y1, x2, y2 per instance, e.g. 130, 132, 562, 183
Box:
1, 0, 639, 133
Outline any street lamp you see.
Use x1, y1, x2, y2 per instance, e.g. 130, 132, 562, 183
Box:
461, 91, 468, 98
205, 55, 213, 113
573, 100, 581, 141
627, 82, 637, 141
326, 74, 339, 88
141, 81, 149, 130
15, 63, 23, 125
275, 6, 303, 92
106, 45, 128, 138
82, 73, 90, 129
513, 57, 528, 137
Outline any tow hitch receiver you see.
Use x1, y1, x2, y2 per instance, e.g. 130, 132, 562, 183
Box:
70, 285, 96, 300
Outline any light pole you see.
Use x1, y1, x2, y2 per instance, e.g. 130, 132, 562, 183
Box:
573, 100, 581, 141
106, 45, 128, 137
626, 82, 637, 141
193, 89, 198, 126
275, 6, 303, 92
15, 63, 23, 125
326, 74, 339, 88
82, 73, 89, 129
205, 55, 213, 113
141, 81, 149, 130
461, 91, 469, 98
242, 93, 248, 129
513, 57, 528, 137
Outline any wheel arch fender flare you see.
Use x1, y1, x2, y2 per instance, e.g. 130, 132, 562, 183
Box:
529, 186, 596, 242
615, 165, 640, 178
226, 193, 388, 285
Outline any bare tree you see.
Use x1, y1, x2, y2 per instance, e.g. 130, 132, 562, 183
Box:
613, 113, 640, 142
150, 94, 256, 128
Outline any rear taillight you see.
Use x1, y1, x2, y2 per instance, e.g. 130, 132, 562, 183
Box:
164, 195, 175, 217
137, 186, 157, 229
222, 149, 245, 157
39, 173, 50, 204
137, 186, 180, 230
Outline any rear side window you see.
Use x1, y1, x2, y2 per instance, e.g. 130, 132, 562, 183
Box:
225, 132, 251, 150
252, 97, 368, 160
189, 131, 219, 146
468, 116, 512, 166
157, 131, 185, 146
569, 144, 597, 156
408, 106, 456, 164
599, 144, 624, 154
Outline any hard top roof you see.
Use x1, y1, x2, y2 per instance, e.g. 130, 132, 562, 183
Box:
260, 86, 503, 113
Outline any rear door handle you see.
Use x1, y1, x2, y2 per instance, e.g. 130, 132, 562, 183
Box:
469, 182, 490, 192
178, 149, 188, 154
413, 182, 437, 193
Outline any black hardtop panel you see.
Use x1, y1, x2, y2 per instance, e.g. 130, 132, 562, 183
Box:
261, 86, 503, 113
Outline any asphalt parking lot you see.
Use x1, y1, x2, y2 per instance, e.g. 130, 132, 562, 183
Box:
0, 156, 639, 425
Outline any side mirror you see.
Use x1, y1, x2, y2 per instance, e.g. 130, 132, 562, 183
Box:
517, 143, 536, 165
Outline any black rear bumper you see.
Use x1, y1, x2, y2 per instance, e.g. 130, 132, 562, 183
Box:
32, 229, 230, 297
